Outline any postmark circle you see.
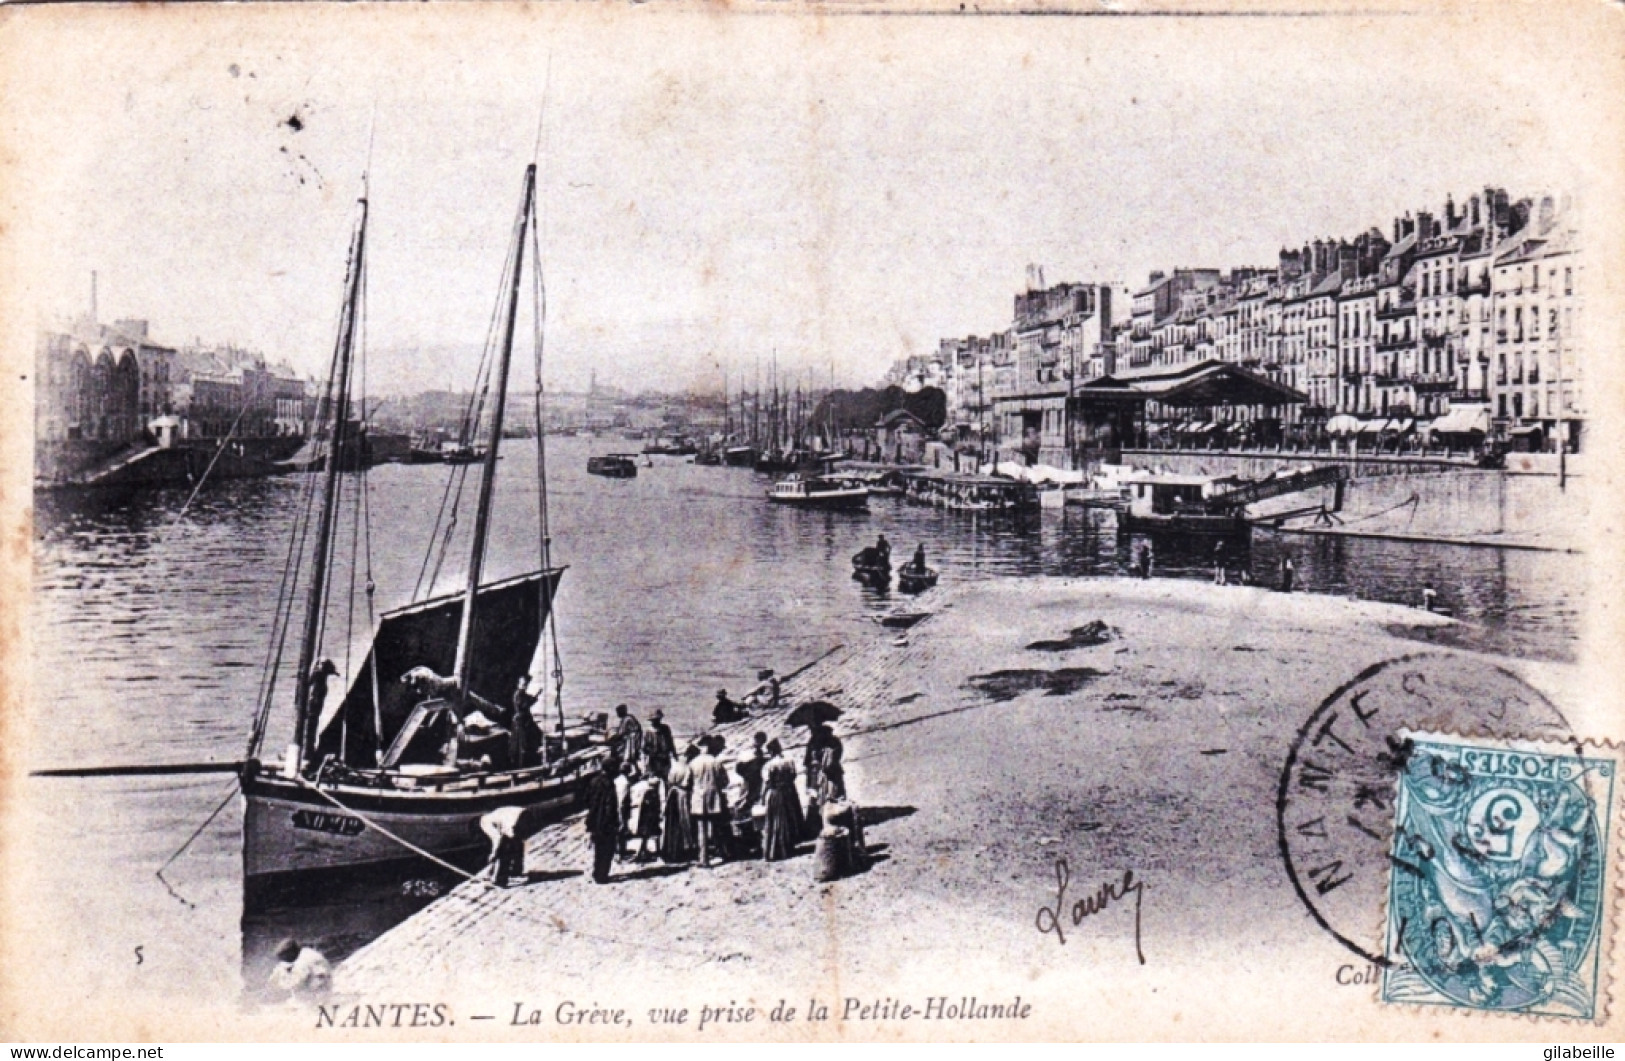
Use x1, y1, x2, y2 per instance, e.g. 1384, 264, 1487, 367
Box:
1276, 652, 1572, 965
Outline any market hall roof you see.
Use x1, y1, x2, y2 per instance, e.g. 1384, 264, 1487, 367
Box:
1075, 359, 1308, 408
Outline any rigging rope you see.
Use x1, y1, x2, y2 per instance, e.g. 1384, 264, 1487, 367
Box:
414, 218, 521, 601
358, 229, 380, 760
423, 466, 471, 599
1334, 492, 1421, 528
412, 457, 465, 601
528, 187, 567, 733
249, 419, 328, 760
172, 399, 254, 523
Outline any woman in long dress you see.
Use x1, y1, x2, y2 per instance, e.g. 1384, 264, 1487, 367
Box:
630, 769, 663, 863
760, 739, 804, 861
660, 744, 698, 864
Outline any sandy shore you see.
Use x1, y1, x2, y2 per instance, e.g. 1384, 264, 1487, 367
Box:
332, 576, 1598, 1039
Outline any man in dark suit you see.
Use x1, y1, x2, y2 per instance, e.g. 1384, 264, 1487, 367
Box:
583, 756, 622, 884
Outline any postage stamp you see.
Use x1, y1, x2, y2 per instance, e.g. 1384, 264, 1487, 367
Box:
1381, 734, 1619, 1021
1277, 652, 1573, 966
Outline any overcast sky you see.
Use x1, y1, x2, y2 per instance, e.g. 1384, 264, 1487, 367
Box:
6, 5, 1616, 394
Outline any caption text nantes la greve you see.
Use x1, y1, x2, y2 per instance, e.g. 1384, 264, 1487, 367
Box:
314, 995, 1033, 1032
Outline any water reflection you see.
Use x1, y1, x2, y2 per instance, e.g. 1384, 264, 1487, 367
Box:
241, 864, 466, 1004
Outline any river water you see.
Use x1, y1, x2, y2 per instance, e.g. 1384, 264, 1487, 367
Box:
27, 436, 1582, 1007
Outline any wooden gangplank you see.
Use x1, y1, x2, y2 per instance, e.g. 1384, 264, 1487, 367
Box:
1204, 464, 1349, 512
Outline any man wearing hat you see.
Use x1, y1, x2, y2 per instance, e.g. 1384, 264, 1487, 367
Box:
712, 688, 748, 725
300, 659, 339, 756
610, 703, 643, 765
644, 708, 676, 781
509, 675, 544, 767
690, 735, 731, 867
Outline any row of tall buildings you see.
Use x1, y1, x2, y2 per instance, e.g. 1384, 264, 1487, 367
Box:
889, 187, 1584, 466
35, 315, 312, 448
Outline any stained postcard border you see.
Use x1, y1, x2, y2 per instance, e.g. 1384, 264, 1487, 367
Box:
1, 0, 1623, 1042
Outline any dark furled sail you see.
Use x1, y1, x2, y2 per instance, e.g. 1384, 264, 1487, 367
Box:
315, 568, 564, 766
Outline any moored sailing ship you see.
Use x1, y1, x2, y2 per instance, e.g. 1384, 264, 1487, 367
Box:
239, 164, 603, 904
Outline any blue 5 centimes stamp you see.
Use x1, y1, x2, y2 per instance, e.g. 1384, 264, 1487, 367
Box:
1382, 734, 1620, 1021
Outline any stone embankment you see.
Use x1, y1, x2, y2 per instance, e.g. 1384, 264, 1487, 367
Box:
1120, 450, 1587, 551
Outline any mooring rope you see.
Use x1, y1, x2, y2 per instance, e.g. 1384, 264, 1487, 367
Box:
293, 776, 497, 890
155, 779, 241, 907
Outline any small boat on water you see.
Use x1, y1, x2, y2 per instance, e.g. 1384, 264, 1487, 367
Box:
901, 471, 1040, 512
767, 473, 869, 510
586, 453, 639, 478
851, 546, 891, 585
407, 439, 488, 465
1118, 465, 1345, 536
723, 444, 759, 468
897, 565, 938, 593
1118, 472, 1249, 535
642, 437, 697, 456
438, 443, 486, 465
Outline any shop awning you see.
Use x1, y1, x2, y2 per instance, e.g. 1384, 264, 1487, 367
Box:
1325, 414, 1362, 436
1428, 405, 1492, 436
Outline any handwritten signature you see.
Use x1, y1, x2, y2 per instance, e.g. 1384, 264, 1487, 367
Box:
1034, 858, 1146, 964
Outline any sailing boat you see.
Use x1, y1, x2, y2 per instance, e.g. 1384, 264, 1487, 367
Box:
239, 164, 600, 904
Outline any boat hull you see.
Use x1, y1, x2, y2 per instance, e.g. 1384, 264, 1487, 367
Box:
898, 568, 939, 593
241, 766, 588, 905
1118, 512, 1250, 536
766, 489, 869, 510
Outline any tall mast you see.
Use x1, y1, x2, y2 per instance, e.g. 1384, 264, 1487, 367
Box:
453, 165, 536, 705
292, 196, 368, 771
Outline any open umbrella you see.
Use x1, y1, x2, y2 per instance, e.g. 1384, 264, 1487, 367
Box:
785, 700, 843, 728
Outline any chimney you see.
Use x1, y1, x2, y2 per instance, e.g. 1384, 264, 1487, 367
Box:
1510, 198, 1532, 235
1538, 195, 1555, 233
1468, 194, 1481, 229
1445, 195, 1458, 230
1416, 211, 1433, 241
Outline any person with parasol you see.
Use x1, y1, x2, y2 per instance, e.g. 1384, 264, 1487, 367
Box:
787, 701, 846, 836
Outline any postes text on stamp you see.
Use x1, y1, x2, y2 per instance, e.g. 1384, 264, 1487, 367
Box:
1382, 734, 1617, 1021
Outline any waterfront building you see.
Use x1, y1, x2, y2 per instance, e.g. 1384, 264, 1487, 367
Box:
991, 280, 1114, 467
1455, 236, 1494, 407
941, 333, 1004, 454
914, 184, 1580, 461
175, 346, 309, 440
1336, 275, 1379, 415
1370, 219, 1420, 420
34, 318, 178, 447
1302, 269, 1343, 428
1490, 197, 1583, 452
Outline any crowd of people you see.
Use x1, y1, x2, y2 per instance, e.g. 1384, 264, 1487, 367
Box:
485, 698, 851, 887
